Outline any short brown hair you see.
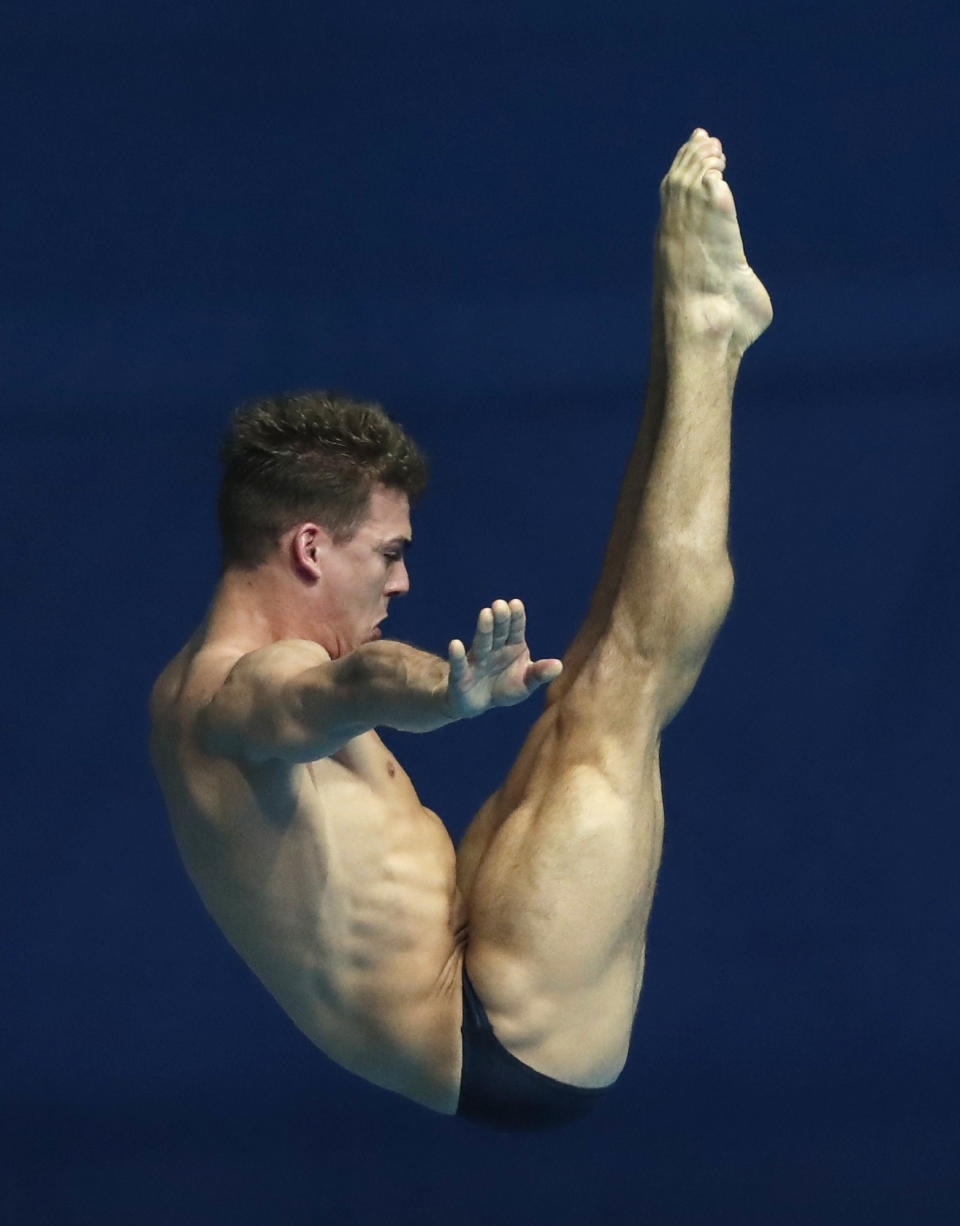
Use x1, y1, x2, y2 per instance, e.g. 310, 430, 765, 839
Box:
217, 390, 429, 570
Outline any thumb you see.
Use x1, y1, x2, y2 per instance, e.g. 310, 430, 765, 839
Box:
525, 658, 564, 690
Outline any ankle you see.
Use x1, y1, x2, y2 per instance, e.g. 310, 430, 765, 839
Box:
662, 292, 736, 349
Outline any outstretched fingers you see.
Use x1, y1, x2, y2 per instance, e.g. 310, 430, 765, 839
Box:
450, 598, 564, 712
470, 605, 495, 658
448, 636, 468, 678
491, 599, 513, 650
469, 599, 525, 656
505, 598, 526, 646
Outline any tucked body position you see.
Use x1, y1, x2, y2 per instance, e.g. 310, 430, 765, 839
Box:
150, 130, 772, 1132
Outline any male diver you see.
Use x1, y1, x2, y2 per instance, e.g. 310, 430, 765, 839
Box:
150, 130, 772, 1131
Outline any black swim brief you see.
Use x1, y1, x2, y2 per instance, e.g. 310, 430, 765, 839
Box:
455, 964, 609, 1133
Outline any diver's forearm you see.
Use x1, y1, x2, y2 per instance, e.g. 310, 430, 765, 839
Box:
331, 639, 456, 734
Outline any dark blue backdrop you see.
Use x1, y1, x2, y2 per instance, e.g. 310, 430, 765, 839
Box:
3, 2, 958, 1223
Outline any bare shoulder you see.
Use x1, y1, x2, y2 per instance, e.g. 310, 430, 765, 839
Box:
195, 638, 346, 764
149, 639, 196, 726
222, 638, 332, 685
152, 638, 329, 716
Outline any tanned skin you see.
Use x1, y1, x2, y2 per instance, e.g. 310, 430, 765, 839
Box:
150, 130, 772, 1114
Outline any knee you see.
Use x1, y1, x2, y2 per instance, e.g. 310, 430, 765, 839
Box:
621, 550, 734, 664
679, 555, 734, 657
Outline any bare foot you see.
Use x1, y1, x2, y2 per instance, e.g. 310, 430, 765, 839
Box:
656, 129, 772, 355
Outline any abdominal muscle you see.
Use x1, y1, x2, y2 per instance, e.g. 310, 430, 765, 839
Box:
152, 687, 466, 1111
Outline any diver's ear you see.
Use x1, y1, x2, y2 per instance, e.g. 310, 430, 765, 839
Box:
288, 522, 334, 581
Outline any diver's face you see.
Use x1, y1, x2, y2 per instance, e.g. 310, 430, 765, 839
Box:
319, 485, 412, 655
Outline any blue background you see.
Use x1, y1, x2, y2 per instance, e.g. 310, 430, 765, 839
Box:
3, 1, 958, 1222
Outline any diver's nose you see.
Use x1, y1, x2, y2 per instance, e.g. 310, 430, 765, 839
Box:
386, 558, 410, 596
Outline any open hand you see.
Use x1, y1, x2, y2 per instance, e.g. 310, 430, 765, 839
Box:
447, 599, 563, 719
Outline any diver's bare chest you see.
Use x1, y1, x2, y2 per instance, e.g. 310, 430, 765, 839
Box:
326, 730, 409, 790
170, 726, 457, 932
297, 732, 450, 855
